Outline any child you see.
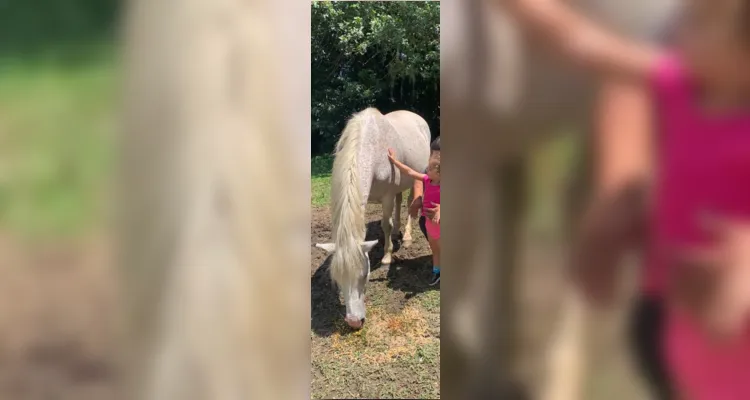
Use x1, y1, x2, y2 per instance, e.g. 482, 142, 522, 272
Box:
505, 0, 750, 398
410, 137, 441, 242
388, 147, 441, 285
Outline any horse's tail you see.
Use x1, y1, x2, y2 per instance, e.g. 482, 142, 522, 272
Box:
329, 109, 373, 286
119, 0, 308, 398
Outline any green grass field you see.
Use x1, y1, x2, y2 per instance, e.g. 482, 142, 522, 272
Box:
0, 45, 115, 237
312, 155, 333, 206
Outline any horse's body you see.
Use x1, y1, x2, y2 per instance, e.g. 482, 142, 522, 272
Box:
316, 108, 431, 329
441, 0, 679, 399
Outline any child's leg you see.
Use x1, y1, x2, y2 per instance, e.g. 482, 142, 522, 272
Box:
419, 216, 429, 240
628, 294, 674, 400
428, 237, 441, 286
425, 219, 440, 284
429, 237, 441, 268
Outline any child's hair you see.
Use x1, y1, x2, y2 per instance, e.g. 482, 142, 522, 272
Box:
430, 137, 440, 152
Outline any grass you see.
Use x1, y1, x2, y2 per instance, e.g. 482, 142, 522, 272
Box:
0, 44, 115, 237
308, 134, 585, 399
311, 200, 440, 398
311, 279, 440, 399
310, 152, 441, 398
312, 154, 333, 206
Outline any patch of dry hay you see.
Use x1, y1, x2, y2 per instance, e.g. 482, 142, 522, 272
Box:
320, 303, 435, 365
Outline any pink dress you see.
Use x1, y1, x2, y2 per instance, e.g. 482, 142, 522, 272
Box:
422, 175, 440, 240
646, 54, 750, 399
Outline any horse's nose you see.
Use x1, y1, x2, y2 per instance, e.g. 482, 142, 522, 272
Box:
345, 316, 365, 329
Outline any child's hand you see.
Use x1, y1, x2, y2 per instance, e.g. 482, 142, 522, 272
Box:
426, 203, 440, 224
387, 148, 397, 163
409, 196, 423, 219
671, 214, 750, 342
570, 222, 622, 307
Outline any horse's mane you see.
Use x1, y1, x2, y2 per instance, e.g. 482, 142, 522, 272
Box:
329, 108, 379, 286
119, 0, 308, 398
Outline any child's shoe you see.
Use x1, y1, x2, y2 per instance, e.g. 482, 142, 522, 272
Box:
429, 266, 440, 286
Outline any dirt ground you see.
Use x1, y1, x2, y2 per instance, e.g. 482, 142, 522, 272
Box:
0, 208, 649, 400
0, 234, 119, 400
0, 203, 440, 400
311, 203, 441, 399
311, 197, 650, 400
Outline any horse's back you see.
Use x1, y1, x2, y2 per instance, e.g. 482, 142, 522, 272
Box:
361, 110, 431, 201
384, 110, 432, 144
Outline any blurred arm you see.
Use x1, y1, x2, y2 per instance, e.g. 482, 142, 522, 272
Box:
412, 173, 424, 199
591, 79, 653, 246
502, 0, 659, 81
573, 79, 654, 302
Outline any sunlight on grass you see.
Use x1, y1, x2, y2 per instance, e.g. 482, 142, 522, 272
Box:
312, 155, 333, 207
0, 50, 115, 237
415, 289, 440, 312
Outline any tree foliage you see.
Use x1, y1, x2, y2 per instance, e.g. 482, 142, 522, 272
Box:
312, 1, 440, 155
0, 0, 119, 58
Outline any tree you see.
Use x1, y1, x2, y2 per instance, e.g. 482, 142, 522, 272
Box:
311, 1, 440, 155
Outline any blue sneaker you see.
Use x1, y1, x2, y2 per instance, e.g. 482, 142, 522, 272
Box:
429, 267, 440, 286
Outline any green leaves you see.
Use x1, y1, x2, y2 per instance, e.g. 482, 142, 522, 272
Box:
312, 1, 440, 154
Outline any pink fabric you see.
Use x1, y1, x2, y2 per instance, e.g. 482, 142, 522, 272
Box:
422, 175, 440, 239
425, 218, 440, 240
645, 54, 750, 399
421, 175, 440, 216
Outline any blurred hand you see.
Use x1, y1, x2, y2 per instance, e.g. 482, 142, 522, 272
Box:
409, 196, 423, 218
670, 214, 750, 342
571, 230, 621, 307
571, 187, 648, 307
424, 203, 440, 222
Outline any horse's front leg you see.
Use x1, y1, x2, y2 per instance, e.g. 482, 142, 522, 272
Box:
381, 195, 396, 265
402, 189, 415, 247
540, 133, 592, 400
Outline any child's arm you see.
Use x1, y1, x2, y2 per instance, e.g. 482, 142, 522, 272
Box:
501, 0, 660, 81
387, 148, 427, 181
410, 178, 424, 218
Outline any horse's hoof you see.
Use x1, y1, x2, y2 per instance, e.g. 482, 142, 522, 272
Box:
381, 255, 392, 265
402, 239, 412, 248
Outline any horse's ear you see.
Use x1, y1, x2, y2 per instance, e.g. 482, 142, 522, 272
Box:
360, 240, 378, 253
315, 243, 336, 253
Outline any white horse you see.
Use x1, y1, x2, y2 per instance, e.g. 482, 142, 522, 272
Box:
315, 108, 431, 329
441, 0, 678, 399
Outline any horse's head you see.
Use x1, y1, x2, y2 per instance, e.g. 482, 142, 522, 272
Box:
315, 240, 378, 329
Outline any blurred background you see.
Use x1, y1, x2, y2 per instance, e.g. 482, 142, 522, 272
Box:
0, 0, 118, 237
0, 0, 120, 398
